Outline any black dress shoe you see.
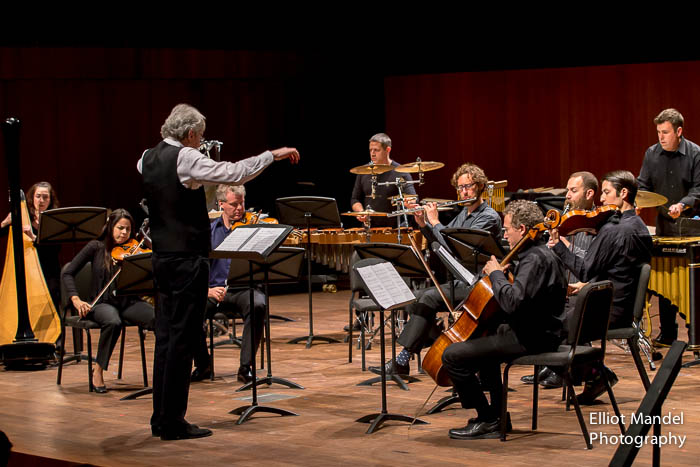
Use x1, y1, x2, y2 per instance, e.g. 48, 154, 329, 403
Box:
539, 373, 563, 389
368, 359, 409, 376
160, 423, 212, 441
191, 366, 212, 382
449, 413, 512, 440
237, 365, 254, 384
577, 367, 618, 405
93, 385, 108, 394
151, 425, 161, 437
343, 320, 362, 332
652, 332, 676, 347
521, 367, 552, 384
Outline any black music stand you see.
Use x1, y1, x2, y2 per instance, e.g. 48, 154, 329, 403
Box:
113, 252, 155, 401
39, 207, 108, 364
211, 224, 298, 424
610, 341, 687, 467
276, 196, 342, 348
353, 243, 425, 389
219, 247, 306, 392
441, 228, 505, 272
353, 258, 428, 433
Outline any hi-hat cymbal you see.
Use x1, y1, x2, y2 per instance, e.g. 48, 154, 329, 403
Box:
342, 210, 388, 217
395, 161, 445, 173
636, 190, 669, 209
349, 163, 394, 175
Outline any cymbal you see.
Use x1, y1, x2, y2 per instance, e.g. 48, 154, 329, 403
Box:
636, 190, 668, 209
342, 210, 388, 217
421, 197, 452, 204
349, 163, 393, 175
395, 161, 445, 173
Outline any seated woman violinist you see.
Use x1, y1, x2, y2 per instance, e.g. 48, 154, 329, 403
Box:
61, 209, 154, 393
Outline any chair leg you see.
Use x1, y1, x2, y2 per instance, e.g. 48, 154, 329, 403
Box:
601, 364, 625, 435
209, 318, 215, 380
501, 364, 511, 442
565, 374, 592, 449
628, 337, 651, 390
57, 323, 67, 385
138, 327, 148, 387
118, 327, 126, 380
532, 365, 540, 430
348, 297, 354, 363
86, 331, 94, 392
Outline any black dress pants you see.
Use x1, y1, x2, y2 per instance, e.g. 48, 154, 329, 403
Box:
442, 324, 528, 420
397, 281, 469, 354
194, 288, 266, 369
150, 253, 210, 432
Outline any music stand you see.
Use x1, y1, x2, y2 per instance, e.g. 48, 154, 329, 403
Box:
220, 247, 306, 392
211, 224, 298, 424
40, 207, 109, 364
353, 243, 426, 389
112, 252, 155, 401
353, 258, 428, 433
276, 196, 342, 348
441, 228, 505, 272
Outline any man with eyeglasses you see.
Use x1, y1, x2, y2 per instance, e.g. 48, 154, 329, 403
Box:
190, 184, 266, 386
369, 163, 502, 377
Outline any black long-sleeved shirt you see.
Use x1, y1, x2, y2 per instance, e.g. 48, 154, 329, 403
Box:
350, 161, 416, 227
489, 240, 567, 352
552, 210, 652, 327
638, 137, 700, 235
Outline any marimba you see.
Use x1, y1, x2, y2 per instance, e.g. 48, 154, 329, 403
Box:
650, 236, 700, 349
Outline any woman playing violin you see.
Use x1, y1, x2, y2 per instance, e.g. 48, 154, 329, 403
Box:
1, 182, 62, 310
62, 209, 155, 393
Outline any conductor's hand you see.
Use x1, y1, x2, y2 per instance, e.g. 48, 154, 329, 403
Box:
71, 296, 92, 318
208, 286, 226, 303
271, 147, 300, 164
668, 202, 685, 219
483, 255, 508, 276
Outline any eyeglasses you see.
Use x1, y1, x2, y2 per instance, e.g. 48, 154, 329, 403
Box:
456, 183, 477, 191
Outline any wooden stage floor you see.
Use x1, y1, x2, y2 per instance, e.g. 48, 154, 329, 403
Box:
1, 290, 699, 466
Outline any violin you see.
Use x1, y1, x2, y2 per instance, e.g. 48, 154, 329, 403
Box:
111, 238, 152, 263
555, 204, 619, 237
231, 210, 278, 229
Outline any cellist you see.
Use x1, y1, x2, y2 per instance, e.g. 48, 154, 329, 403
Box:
369, 163, 502, 377
443, 200, 567, 440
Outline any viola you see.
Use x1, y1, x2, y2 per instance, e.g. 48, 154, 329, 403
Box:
231, 211, 278, 229
111, 238, 152, 263
555, 204, 619, 237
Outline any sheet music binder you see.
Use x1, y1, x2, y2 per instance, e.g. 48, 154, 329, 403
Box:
432, 242, 477, 286
355, 262, 416, 311
210, 224, 293, 261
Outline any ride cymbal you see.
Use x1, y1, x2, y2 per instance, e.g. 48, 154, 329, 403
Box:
395, 161, 445, 173
349, 163, 394, 175
636, 191, 669, 209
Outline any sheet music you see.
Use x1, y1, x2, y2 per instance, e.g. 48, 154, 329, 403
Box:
438, 245, 476, 285
357, 262, 415, 310
215, 227, 285, 254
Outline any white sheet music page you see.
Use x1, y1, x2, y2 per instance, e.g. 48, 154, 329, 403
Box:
215, 227, 285, 254
438, 245, 476, 285
357, 262, 415, 310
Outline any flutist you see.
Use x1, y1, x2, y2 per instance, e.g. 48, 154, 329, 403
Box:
369, 163, 502, 377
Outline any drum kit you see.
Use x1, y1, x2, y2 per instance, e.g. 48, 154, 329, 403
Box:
344, 158, 450, 241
